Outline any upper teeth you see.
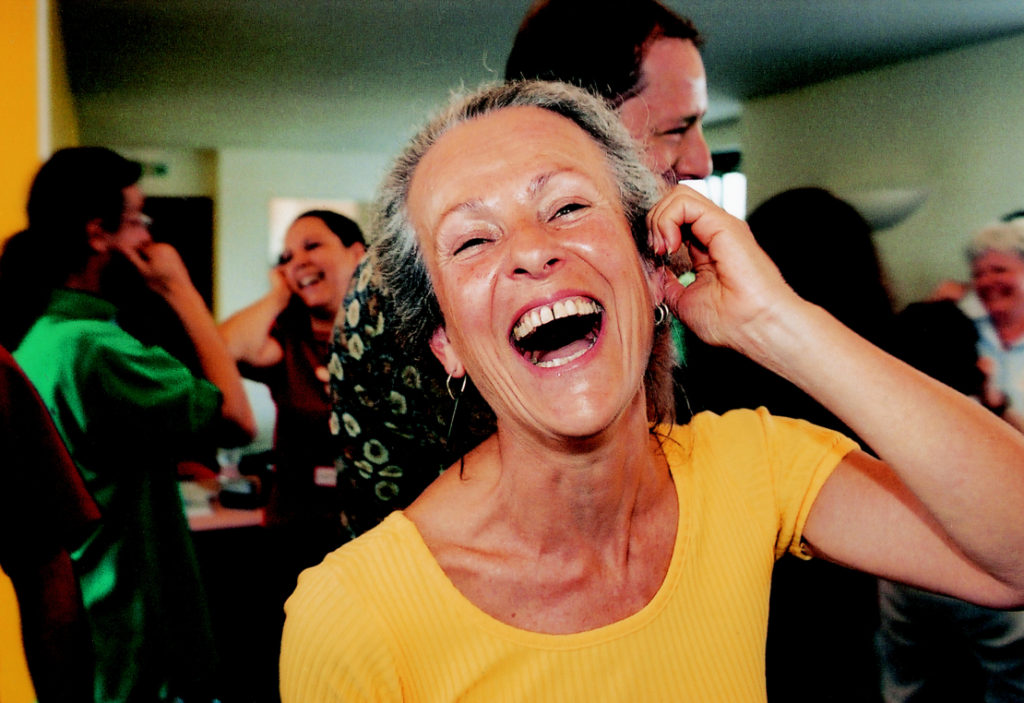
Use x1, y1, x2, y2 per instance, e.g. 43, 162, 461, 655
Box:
512, 296, 601, 341
299, 274, 320, 288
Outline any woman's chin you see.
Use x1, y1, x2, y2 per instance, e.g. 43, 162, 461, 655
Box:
524, 397, 639, 443
298, 291, 337, 315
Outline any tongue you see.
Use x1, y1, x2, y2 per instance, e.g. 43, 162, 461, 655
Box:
535, 336, 592, 365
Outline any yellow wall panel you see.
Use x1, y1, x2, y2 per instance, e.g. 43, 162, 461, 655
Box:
0, 2, 39, 697
0, 569, 35, 703
0, 1, 39, 246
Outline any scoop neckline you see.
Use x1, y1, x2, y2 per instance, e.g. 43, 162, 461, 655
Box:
390, 426, 694, 649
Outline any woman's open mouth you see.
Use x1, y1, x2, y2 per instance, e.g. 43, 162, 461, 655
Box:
297, 271, 325, 290
510, 296, 603, 368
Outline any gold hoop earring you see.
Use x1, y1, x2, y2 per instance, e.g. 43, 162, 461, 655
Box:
446, 373, 467, 400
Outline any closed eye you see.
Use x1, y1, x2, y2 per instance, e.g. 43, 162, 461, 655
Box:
454, 237, 491, 255
552, 202, 587, 219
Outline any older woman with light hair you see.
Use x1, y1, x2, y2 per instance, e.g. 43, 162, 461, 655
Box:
967, 217, 1024, 431
280, 81, 1024, 702
876, 219, 1024, 702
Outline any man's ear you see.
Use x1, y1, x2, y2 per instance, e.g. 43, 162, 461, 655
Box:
429, 326, 465, 378
85, 218, 113, 254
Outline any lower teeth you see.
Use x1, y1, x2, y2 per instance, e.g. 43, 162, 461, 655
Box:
529, 335, 596, 368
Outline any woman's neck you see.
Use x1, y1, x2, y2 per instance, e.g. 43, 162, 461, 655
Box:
308, 309, 336, 338
488, 404, 670, 549
406, 399, 679, 634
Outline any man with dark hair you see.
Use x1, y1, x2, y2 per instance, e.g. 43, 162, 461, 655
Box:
0, 147, 255, 702
505, 0, 712, 185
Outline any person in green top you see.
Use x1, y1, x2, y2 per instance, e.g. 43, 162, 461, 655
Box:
0, 147, 256, 703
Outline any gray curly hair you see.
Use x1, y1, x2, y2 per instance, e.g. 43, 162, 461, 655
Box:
371, 79, 678, 422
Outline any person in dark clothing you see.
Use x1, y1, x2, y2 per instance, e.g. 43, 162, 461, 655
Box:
685, 186, 894, 703
0, 345, 100, 702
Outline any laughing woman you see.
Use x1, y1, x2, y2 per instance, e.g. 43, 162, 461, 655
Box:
219, 211, 365, 587
280, 82, 1024, 703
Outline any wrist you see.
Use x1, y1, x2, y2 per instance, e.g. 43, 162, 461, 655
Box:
734, 297, 823, 375
268, 282, 292, 309
161, 280, 207, 314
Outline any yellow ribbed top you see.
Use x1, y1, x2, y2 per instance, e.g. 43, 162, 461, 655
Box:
281, 409, 855, 702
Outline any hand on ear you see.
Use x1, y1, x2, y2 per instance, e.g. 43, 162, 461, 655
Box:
85, 218, 142, 264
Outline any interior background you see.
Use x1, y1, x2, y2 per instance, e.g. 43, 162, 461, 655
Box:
5, 1, 1024, 448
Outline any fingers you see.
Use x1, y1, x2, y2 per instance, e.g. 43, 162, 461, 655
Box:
645, 184, 733, 258
114, 240, 150, 273
978, 356, 996, 378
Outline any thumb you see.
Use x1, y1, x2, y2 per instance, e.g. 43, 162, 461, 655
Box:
662, 272, 692, 322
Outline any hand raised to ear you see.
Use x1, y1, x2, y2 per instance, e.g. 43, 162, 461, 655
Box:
117, 241, 195, 298
647, 185, 799, 354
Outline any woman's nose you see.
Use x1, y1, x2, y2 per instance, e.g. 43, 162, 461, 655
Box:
507, 224, 564, 278
290, 249, 311, 267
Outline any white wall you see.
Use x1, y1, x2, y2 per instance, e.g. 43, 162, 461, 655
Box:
741, 32, 1024, 308
114, 147, 217, 197
706, 118, 742, 153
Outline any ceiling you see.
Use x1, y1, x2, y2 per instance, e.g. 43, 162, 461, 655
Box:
58, 1, 1024, 153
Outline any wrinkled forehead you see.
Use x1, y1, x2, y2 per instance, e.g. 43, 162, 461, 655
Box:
407, 106, 618, 237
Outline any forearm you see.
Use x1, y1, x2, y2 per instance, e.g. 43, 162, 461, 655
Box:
219, 289, 290, 364
756, 300, 1024, 588
164, 283, 257, 443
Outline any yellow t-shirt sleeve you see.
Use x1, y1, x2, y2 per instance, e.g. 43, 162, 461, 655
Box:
762, 412, 859, 559
281, 548, 404, 703
685, 408, 858, 561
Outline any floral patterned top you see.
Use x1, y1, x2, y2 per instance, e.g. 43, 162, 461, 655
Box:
328, 254, 495, 536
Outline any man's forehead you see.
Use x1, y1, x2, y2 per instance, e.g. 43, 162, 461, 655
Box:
634, 38, 707, 108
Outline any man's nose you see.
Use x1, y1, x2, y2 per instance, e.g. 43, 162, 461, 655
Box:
671, 131, 713, 182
